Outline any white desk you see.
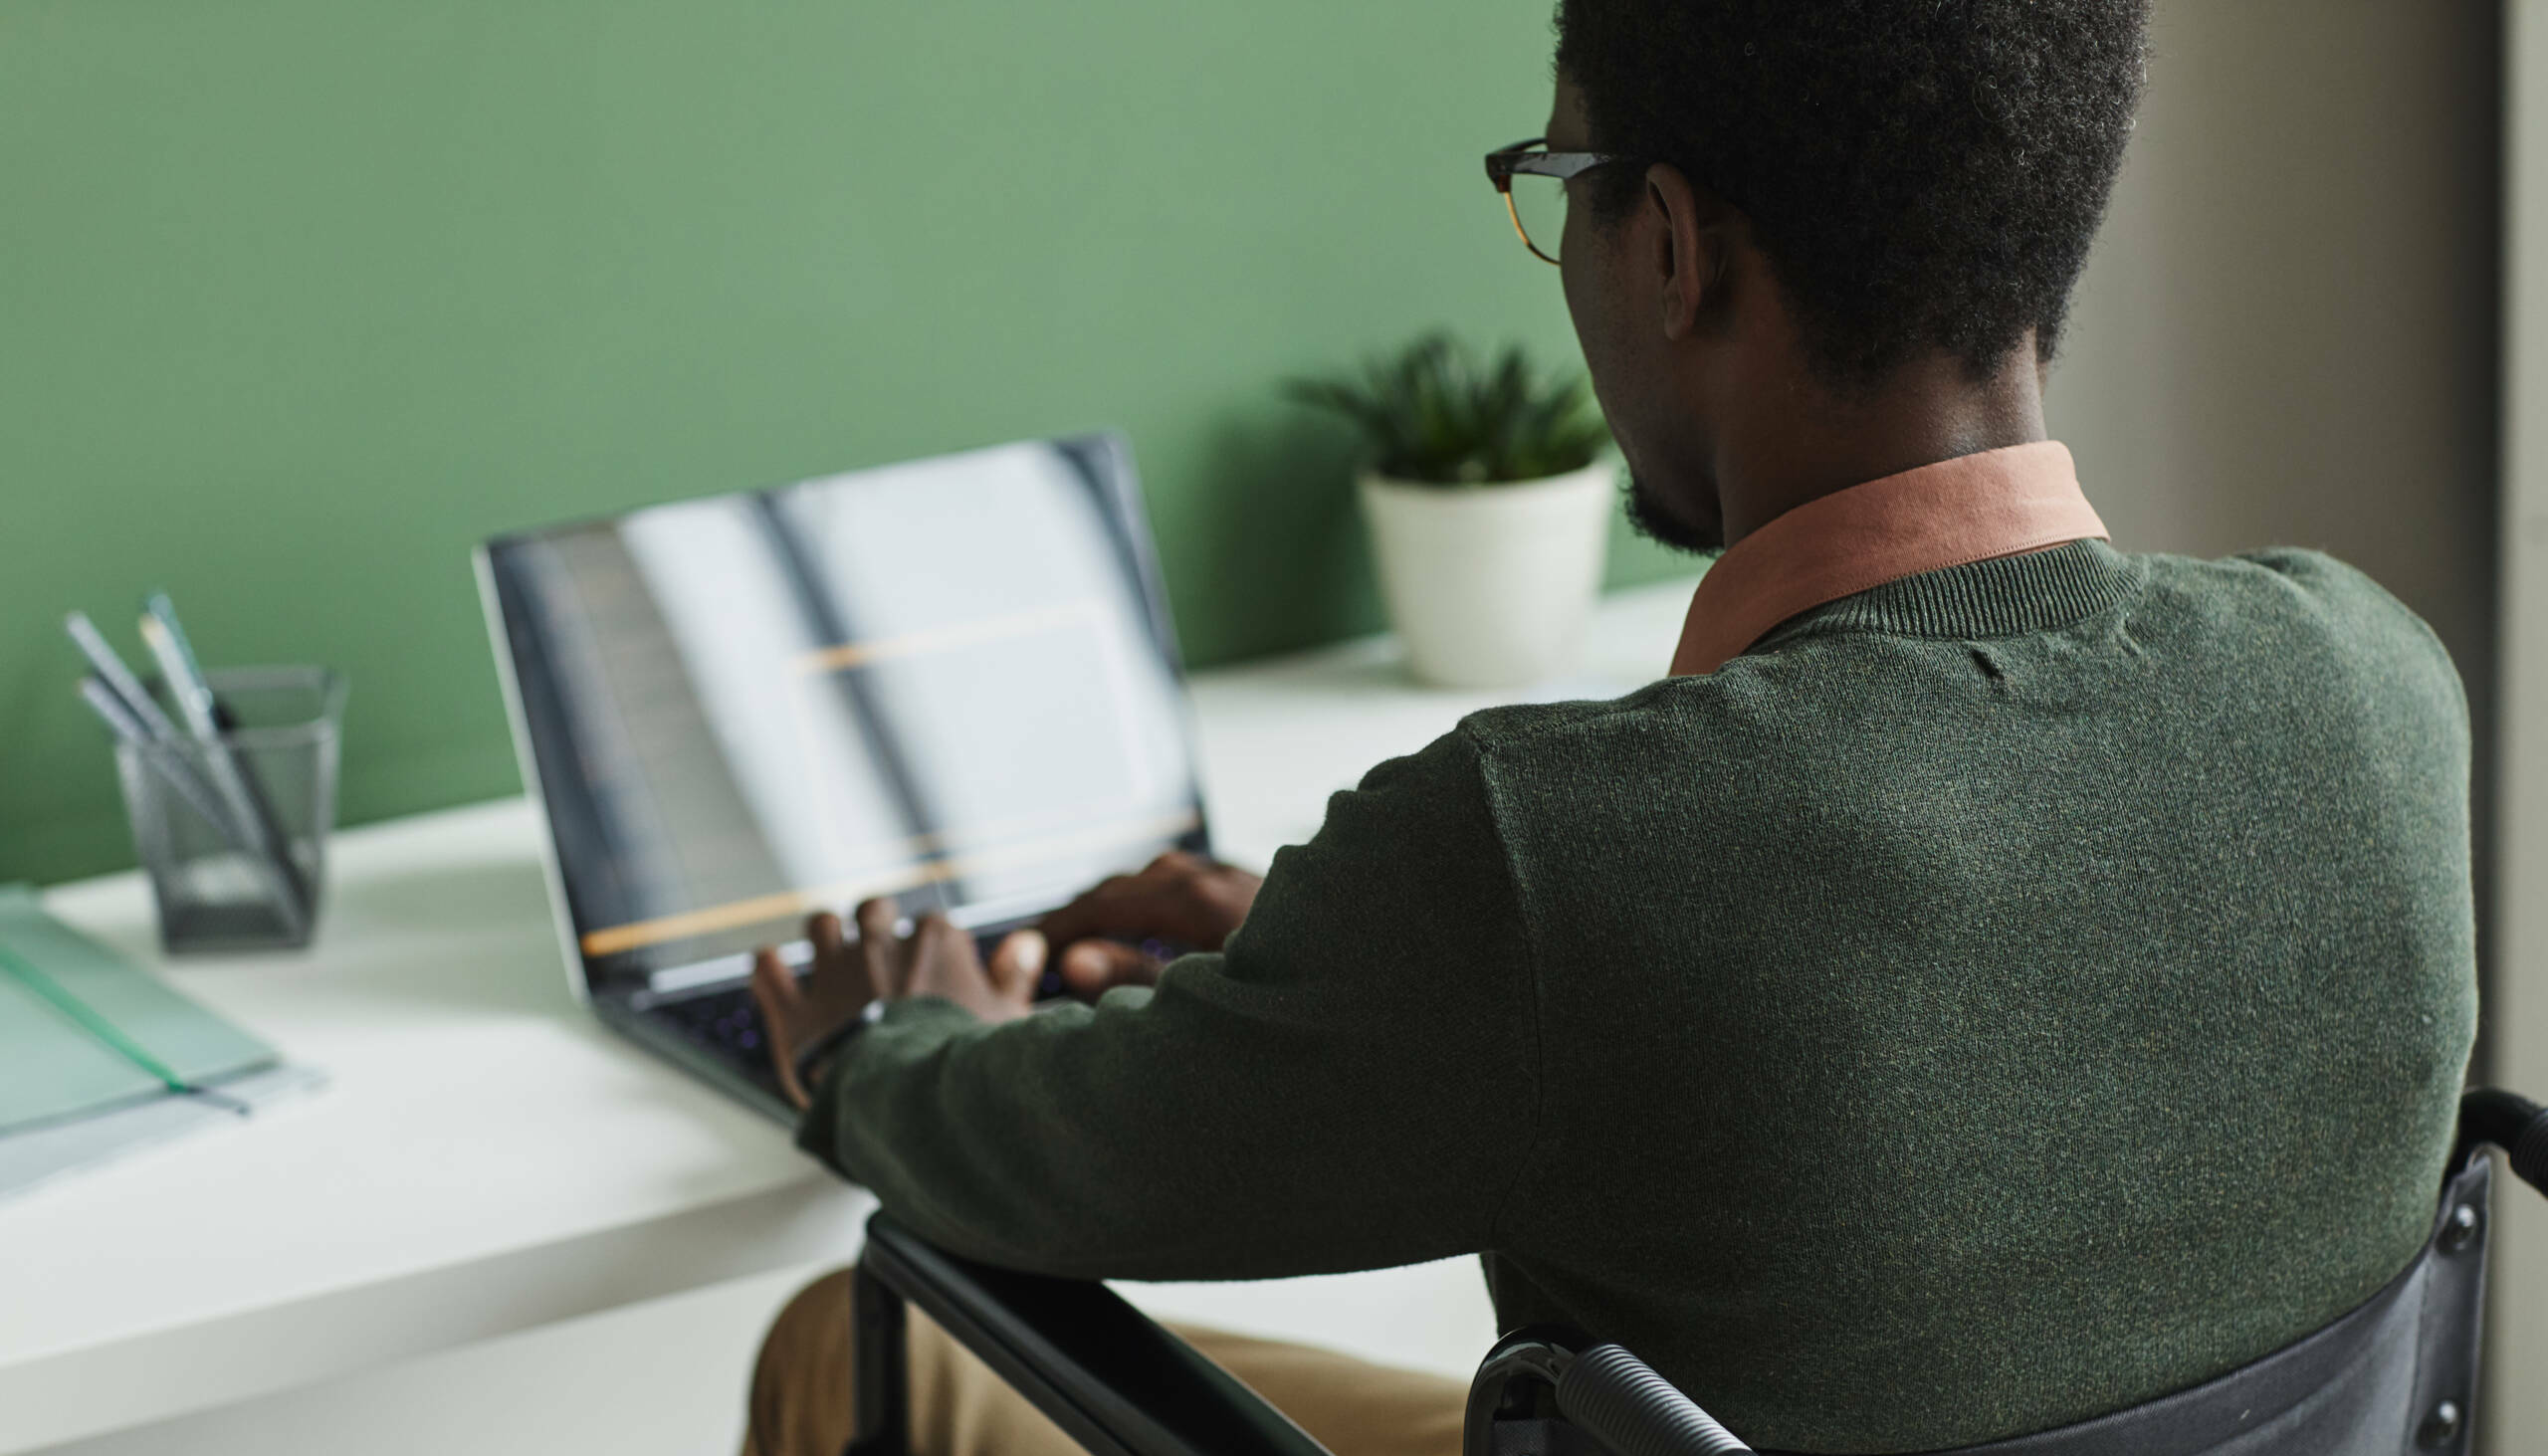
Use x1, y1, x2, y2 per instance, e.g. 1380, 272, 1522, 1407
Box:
1, 578, 1698, 1456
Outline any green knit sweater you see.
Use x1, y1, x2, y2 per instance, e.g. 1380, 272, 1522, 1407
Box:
799, 541, 2476, 1453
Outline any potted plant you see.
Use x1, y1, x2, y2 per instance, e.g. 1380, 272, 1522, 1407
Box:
1289, 334, 1615, 688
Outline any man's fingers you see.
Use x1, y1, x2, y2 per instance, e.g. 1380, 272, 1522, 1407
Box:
1040, 879, 1168, 948
906, 913, 982, 995
751, 945, 802, 1016
854, 897, 902, 999
989, 930, 1049, 1002
809, 911, 846, 959
749, 947, 812, 1112
1059, 937, 1159, 997
854, 898, 900, 938
1039, 856, 1256, 956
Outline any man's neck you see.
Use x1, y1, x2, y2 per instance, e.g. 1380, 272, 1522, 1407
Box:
1714, 348, 2048, 548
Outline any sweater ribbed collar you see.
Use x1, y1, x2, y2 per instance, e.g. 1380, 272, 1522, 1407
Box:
1755, 536, 2142, 652
1669, 442, 2111, 676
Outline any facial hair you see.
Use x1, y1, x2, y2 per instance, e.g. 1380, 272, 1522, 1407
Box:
1623, 470, 1726, 554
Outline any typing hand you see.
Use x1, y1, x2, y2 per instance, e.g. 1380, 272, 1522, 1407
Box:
1037, 851, 1263, 998
750, 898, 1044, 1112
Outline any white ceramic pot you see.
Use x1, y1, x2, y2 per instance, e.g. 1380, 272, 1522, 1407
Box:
1359, 460, 1615, 689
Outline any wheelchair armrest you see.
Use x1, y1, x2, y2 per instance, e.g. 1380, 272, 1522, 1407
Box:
850, 1213, 1334, 1456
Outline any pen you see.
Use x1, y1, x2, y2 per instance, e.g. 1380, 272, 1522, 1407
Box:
65, 611, 185, 743
76, 676, 255, 849
65, 610, 238, 838
137, 597, 311, 936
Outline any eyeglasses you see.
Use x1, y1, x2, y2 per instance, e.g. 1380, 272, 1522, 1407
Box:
1484, 138, 1617, 266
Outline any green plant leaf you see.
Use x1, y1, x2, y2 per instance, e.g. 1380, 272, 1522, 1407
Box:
1282, 332, 1612, 485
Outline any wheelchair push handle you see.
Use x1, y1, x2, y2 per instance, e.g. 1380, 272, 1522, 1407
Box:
1466, 1329, 1753, 1456
1557, 1344, 1753, 1456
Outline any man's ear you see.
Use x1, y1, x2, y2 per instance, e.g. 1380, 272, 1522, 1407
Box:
1642, 162, 1726, 341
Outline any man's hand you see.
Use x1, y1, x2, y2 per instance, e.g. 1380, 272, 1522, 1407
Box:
1037, 851, 1263, 997
750, 898, 1045, 1111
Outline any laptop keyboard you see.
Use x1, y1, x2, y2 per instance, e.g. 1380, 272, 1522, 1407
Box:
652, 983, 767, 1055
646, 984, 786, 1098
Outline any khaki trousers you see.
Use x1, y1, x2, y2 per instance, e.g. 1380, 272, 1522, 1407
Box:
743, 1268, 1468, 1456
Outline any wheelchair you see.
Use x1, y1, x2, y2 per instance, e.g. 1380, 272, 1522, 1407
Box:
839, 1089, 2548, 1456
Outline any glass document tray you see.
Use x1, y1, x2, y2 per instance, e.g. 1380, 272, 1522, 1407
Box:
0, 886, 278, 1135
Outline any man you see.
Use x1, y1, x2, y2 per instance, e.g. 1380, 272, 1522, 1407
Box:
743, 1, 2477, 1452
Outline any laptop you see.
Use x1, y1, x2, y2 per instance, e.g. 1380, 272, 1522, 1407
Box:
475, 434, 1213, 1124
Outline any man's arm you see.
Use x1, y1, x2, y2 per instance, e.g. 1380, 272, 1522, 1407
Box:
793, 730, 1542, 1283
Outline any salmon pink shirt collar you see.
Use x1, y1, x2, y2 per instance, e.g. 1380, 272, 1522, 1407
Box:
1668, 441, 2108, 678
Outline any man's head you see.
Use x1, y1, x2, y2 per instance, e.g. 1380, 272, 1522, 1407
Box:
1545, 0, 2149, 550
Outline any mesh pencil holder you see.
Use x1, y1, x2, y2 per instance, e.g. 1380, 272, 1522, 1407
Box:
111, 667, 345, 954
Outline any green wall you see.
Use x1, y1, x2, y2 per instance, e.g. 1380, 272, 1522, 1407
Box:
0, 0, 1690, 886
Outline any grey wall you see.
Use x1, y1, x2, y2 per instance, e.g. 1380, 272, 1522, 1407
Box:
2490, 2, 2544, 1451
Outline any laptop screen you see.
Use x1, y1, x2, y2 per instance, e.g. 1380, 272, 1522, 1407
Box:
480, 435, 1209, 992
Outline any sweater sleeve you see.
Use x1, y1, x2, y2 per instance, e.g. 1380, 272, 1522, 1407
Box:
792, 728, 1541, 1282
